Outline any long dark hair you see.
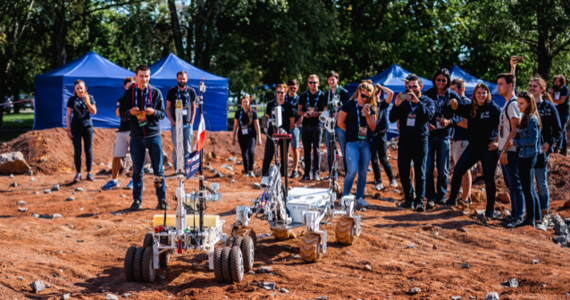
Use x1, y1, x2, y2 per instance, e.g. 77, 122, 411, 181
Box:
517, 91, 541, 130
431, 68, 451, 90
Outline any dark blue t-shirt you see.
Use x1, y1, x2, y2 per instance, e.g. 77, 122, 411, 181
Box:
67, 95, 95, 128
117, 97, 131, 132
453, 96, 471, 141
234, 108, 258, 138
166, 86, 197, 124
553, 85, 570, 115
341, 99, 376, 143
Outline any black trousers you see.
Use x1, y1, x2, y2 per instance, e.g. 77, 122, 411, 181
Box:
262, 138, 288, 176
302, 125, 323, 176
238, 133, 256, 173
71, 126, 93, 173
371, 132, 395, 184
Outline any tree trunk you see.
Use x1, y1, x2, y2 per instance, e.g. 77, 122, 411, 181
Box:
168, 0, 185, 59
52, 5, 68, 68
13, 92, 20, 114
537, 34, 554, 83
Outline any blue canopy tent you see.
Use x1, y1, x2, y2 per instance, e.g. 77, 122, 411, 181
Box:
34, 51, 134, 130
449, 65, 504, 107
344, 64, 433, 136
148, 53, 229, 131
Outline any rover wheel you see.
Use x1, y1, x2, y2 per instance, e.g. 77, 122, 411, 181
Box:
299, 233, 323, 263
133, 247, 146, 282
230, 246, 244, 283
141, 246, 156, 283
335, 216, 358, 245
213, 247, 224, 283
241, 236, 255, 272
124, 246, 137, 282
221, 246, 233, 283
272, 228, 292, 240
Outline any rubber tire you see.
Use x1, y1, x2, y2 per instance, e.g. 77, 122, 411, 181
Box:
335, 216, 357, 245
241, 236, 255, 272
213, 247, 224, 283
232, 227, 257, 248
221, 246, 233, 283
233, 237, 244, 249
159, 250, 170, 268
124, 246, 137, 282
300, 233, 323, 263
141, 246, 156, 283
272, 228, 291, 240
143, 233, 153, 248
230, 246, 244, 283
133, 246, 146, 282
226, 236, 235, 248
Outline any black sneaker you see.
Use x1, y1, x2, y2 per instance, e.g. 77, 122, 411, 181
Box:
290, 170, 300, 179
437, 199, 447, 205
300, 176, 310, 182
321, 176, 330, 181
517, 219, 535, 228
426, 200, 436, 209
130, 200, 141, 211
399, 201, 415, 209
444, 199, 458, 207
415, 203, 426, 212
313, 173, 320, 181
465, 197, 472, 205
156, 200, 169, 210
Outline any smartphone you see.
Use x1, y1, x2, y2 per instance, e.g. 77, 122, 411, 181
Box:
400, 94, 412, 100
516, 56, 524, 63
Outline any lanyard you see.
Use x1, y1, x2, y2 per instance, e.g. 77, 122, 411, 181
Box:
240, 108, 248, 126
409, 101, 417, 113
436, 93, 446, 109
134, 86, 151, 109
76, 96, 87, 110
328, 86, 340, 109
307, 90, 321, 110
356, 101, 365, 128
177, 87, 189, 107
286, 94, 298, 106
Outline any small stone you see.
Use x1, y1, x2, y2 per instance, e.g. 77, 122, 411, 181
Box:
541, 284, 547, 288
62, 293, 71, 299
120, 194, 125, 198
262, 282, 275, 291
229, 180, 235, 184
458, 228, 467, 233
393, 189, 400, 193
501, 278, 519, 288
18, 207, 28, 212
42, 158, 47, 162
256, 266, 273, 274
290, 254, 301, 259
27, 170, 33, 176
451, 297, 461, 300
17, 276, 23, 280
31, 177, 36, 181
33, 191, 38, 194
9, 182, 17, 187
46, 284, 50, 288
101, 289, 106, 292
123, 293, 132, 299
77, 240, 84, 242
112, 212, 122, 216
422, 224, 433, 230
52, 184, 60, 191
469, 297, 476, 300
52, 214, 62, 218
280, 288, 290, 294
30, 280, 45, 293
409, 287, 421, 294
74, 187, 83, 192
106, 295, 119, 300
159, 275, 166, 280
434, 232, 439, 236
65, 197, 75, 202
246, 270, 255, 275
407, 244, 415, 249
44, 189, 51, 194
17, 200, 27, 205
229, 157, 237, 162
462, 262, 470, 269
280, 245, 291, 250
532, 259, 539, 264
485, 292, 500, 300
32, 213, 39, 218
360, 208, 366, 212
253, 183, 261, 189
315, 296, 328, 300
9, 174, 14, 178
214, 172, 224, 178
364, 264, 372, 271
433, 245, 438, 250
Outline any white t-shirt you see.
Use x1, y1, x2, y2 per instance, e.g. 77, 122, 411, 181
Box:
498, 96, 521, 152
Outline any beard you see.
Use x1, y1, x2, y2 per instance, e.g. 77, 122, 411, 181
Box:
178, 82, 187, 88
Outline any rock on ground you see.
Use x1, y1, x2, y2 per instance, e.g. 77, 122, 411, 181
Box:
0, 152, 31, 175
30, 280, 44, 293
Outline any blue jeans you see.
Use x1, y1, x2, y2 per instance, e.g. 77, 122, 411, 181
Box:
171, 124, 193, 170
534, 152, 549, 213
425, 136, 451, 202
557, 112, 570, 151
131, 135, 166, 202
449, 144, 499, 215
343, 140, 372, 199
397, 137, 428, 204
501, 151, 525, 219
519, 155, 540, 221
335, 127, 347, 172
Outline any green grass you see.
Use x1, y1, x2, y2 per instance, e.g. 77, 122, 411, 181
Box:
0, 129, 29, 143
2, 111, 34, 128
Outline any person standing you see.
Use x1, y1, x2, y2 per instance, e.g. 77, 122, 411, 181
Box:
447, 84, 501, 219
102, 77, 136, 190
232, 95, 262, 176
491, 72, 524, 224
370, 83, 397, 190
262, 84, 296, 177
323, 71, 350, 180
166, 71, 197, 172
285, 79, 303, 178
298, 75, 326, 182
389, 74, 435, 212
550, 74, 569, 155
509, 92, 542, 228
66, 79, 97, 182
119, 65, 167, 211
449, 78, 473, 205
424, 69, 462, 209
337, 82, 376, 207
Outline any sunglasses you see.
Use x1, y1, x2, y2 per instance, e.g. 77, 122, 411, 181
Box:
436, 78, 447, 82
288, 87, 298, 90
360, 94, 370, 100
308, 81, 319, 85
276, 91, 285, 94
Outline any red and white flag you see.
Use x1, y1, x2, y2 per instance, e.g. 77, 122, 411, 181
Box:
194, 115, 206, 152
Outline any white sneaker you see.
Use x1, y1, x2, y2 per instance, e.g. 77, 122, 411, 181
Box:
507, 218, 523, 228
390, 179, 398, 187
355, 198, 370, 207
373, 182, 384, 191
535, 222, 547, 231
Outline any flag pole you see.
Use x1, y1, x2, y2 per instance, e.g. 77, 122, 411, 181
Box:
198, 78, 205, 233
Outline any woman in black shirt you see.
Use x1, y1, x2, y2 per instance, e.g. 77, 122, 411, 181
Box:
65, 79, 97, 182
370, 83, 397, 190
232, 95, 261, 177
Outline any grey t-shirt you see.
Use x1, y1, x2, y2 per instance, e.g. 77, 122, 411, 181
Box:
498, 96, 521, 152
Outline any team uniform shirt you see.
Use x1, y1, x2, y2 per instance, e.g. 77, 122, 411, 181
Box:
67, 95, 95, 128
341, 99, 377, 143
498, 96, 521, 152
454, 100, 501, 147
552, 85, 570, 115
537, 99, 563, 149
453, 96, 471, 141
234, 108, 258, 137
166, 86, 197, 124
265, 100, 296, 134
116, 96, 131, 132
389, 94, 436, 138
298, 90, 326, 127
120, 84, 166, 139
424, 87, 462, 139
285, 93, 300, 123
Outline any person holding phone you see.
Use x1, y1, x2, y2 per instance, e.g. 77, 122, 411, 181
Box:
337, 81, 377, 207
549, 74, 569, 155
232, 95, 261, 177
447, 84, 501, 221
389, 74, 435, 212
66, 79, 97, 182
370, 83, 397, 190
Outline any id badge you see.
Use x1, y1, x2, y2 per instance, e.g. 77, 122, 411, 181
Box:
407, 113, 416, 127
333, 95, 340, 102
309, 107, 315, 113
436, 117, 445, 129
137, 113, 147, 127
183, 106, 188, 116
241, 126, 249, 135
358, 126, 367, 140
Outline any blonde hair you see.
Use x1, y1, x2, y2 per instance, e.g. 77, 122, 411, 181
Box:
308, 74, 319, 81
530, 76, 552, 102
74, 79, 89, 98
240, 94, 254, 125
350, 81, 377, 108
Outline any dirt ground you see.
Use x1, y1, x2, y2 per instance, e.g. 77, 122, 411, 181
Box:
1, 128, 570, 299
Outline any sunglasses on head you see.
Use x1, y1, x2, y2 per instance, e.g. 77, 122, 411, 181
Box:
308, 81, 319, 85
